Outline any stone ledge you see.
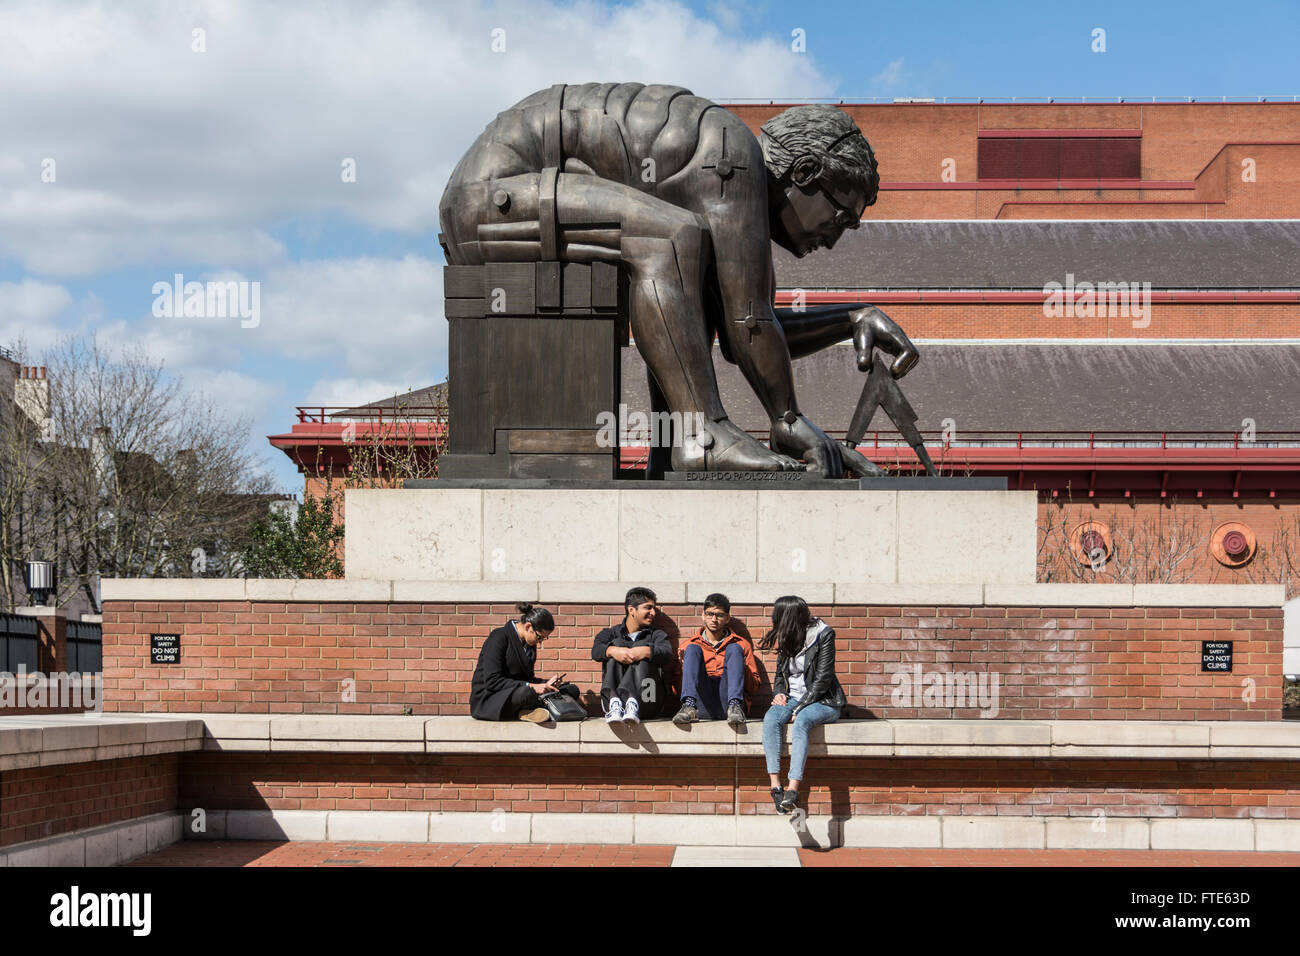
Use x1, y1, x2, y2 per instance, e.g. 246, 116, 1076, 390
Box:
172, 809, 1300, 851
0, 714, 205, 771
99, 578, 1288, 607
46, 713, 1300, 761
0, 811, 183, 866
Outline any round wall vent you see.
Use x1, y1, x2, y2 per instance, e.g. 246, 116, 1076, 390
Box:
1210, 522, 1257, 568
1070, 521, 1112, 567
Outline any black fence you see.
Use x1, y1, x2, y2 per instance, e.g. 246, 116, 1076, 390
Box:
67, 619, 102, 673
0, 613, 40, 674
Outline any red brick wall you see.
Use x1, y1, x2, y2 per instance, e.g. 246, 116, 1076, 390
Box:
1039, 498, 1300, 593
100, 601, 1283, 719
868, 302, 1300, 339
725, 102, 1300, 219
0, 754, 179, 847
178, 752, 1300, 819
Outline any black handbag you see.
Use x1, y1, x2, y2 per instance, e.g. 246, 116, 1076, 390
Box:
539, 691, 587, 722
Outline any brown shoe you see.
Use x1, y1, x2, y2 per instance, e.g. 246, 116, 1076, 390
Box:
518, 708, 552, 723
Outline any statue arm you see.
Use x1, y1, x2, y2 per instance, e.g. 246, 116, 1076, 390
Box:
776, 301, 921, 376
773, 304, 856, 359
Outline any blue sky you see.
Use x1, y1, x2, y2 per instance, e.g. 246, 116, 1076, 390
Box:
1, 0, 1295, 493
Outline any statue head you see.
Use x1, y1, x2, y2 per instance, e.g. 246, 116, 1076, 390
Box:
759, 105, 878, 257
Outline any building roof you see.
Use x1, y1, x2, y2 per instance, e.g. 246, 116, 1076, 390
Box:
772, 221, 1300, 290
622, 341, 1300, 437
333, 382, 447, 418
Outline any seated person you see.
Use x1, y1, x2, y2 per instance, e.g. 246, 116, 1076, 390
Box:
592, 586, 673, 724
673, 592, 758, 729
470, 602, 580, 722
760, 595, 846, 813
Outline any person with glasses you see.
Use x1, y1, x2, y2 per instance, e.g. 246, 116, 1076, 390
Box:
470, 602, 580, 722
673, 593, 759, 729
592, 586, 673, 723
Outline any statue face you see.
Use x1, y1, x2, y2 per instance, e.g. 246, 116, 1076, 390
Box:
769, 157, 868, 258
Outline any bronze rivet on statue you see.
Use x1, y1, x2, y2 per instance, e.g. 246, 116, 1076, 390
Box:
493, 189, 510, 211
715, 158, 732, 177
697, 430, 714, 449
744, 314, 758, 329
783, 410, 798, 425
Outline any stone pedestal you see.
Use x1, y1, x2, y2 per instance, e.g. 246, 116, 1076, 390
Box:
343, 486, 1038, 587
440, 262, 628, 480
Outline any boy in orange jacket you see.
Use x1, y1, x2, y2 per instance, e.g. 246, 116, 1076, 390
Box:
673, 593, 759, 729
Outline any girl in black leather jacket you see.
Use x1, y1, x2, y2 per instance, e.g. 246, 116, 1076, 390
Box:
759, 595, 846, 813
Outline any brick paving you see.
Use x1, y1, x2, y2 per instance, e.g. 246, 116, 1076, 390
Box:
126, 841, 676, 867
125, 841, 1300, 867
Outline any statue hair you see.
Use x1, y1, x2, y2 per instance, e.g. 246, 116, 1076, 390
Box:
759, 105, 879, 205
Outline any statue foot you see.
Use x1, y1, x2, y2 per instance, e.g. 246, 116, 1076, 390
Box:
672, 418, 804, 472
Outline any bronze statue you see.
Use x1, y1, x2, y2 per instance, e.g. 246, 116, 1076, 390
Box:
439, 82, 920, 477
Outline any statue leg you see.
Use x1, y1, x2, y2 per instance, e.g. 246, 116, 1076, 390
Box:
553, 176, 799, 472
443, 172, 800, 471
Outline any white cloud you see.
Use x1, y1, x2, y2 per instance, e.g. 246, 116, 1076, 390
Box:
870, 57, 908, 91
0, 279, 77, 353
193, 369, 283, 424
303, 377, 432, 410
0, 0, 834, 277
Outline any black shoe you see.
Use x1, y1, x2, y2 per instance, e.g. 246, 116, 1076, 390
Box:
779, 789, 799, 813
770, 787, 787, 813
673, 701, 699, 725
726, 700, 746, 729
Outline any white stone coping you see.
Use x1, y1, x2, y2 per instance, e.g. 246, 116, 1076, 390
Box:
24, 713, 1292, 761
174, 809, 1300, 853
3, 808, 1295, 859
99, 578, 1287, 608
0, 811, 183, 867
0, 714, 205, 771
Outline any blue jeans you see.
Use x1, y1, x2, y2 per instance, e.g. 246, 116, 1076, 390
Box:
680, 643, 747, 719
762, 697, 840, 781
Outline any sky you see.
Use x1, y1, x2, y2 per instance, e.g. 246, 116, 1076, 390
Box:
2, 0, 1297, 492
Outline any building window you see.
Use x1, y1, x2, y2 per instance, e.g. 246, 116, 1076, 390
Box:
977, 134, 1140, 181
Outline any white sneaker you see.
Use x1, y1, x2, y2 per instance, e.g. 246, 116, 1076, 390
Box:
605, 698, 624, 723
622, 696, 640, 724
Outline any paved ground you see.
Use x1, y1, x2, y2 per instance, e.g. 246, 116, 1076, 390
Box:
126, 841, 1300, 867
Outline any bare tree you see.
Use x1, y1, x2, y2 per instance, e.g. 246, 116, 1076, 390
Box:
0, 347, 59, 609
1237, 513, 1300, 600
337, 392, 448, 489
1038, 491, 1206, 585
7, 336, 278, 611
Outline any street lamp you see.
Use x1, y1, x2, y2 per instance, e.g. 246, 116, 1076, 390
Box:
24, 559, 56, 606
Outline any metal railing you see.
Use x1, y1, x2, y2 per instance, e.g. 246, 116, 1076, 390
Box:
67, 620, 102, 673
706, 429, 1300, 449
0, 613, 40, 674
296, 405, 449, 424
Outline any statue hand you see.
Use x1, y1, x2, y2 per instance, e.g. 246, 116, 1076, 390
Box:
850, 306, 919, 378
